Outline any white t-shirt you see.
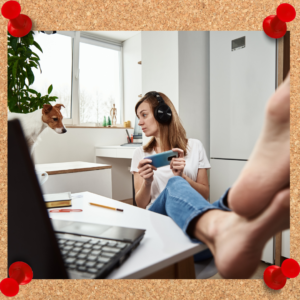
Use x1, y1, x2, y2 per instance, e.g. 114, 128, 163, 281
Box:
130, 139, 211, 209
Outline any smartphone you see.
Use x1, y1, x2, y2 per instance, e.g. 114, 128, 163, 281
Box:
144, 150, 179, 168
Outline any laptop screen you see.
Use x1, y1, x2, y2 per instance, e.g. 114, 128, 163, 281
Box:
133, 115, 142, 137
8, 119, 68, 279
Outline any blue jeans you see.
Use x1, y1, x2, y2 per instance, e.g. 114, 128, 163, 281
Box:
148, 176, 231, 261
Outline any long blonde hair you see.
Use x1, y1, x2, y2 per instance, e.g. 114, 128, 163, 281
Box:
135, 92, 188, 156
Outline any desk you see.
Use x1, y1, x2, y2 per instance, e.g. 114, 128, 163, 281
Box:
35, 161, 112, 198
49, 192, 207, 279
95, 145, 140, 200
95, 145, 140, 159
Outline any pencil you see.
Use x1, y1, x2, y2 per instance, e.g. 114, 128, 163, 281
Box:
89, 202, 124, 212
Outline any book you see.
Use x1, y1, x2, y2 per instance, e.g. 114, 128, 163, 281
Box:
43, 192, 72, 209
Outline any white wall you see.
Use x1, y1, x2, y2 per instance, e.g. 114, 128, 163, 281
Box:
141, 31, 179, 109
123, 33, 142, 128
141, 31, 179, 144
140, 31, 210, 154
33, 127, 133, 164
178, 31, 210, 157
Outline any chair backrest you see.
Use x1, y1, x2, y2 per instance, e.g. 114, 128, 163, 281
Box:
132, 174, 137, 206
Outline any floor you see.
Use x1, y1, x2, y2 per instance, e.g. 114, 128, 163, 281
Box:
121, 199, 271, 280
119, 198, 133, 205
194, 257, 270, 279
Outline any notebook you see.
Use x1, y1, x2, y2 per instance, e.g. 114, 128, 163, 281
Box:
8, 119, 146, 279
43, 192, 72, 208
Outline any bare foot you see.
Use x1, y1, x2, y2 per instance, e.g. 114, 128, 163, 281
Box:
193, 188, 290, 279
228, 73, 290, 218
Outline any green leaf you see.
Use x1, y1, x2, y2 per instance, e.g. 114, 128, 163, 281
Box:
8, 56, 21, 62
29, 57, 40, 63
48, 84, 53, 94
25, 48, 32, 58
19, 75, 25, 88
10, 36, 18, 52
27, 89, 38, 95
33, 41, 43, 53
27, 34, 34, 45
30, 51, 40, 60
12, 60, 18, 81
8, 93, 18, 107
48, 96, 58, 101
26, 67, 35, 85
28, 62, 38, 69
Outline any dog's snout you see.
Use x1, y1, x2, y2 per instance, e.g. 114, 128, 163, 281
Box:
62, 128, 67, 133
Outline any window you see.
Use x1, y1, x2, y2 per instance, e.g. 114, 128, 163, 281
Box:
30, 31, 123, 125
79, 40, 122, 124
30, 32, 73, 119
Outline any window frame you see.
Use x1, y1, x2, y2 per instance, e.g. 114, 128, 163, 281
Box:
55, 31, 124, 125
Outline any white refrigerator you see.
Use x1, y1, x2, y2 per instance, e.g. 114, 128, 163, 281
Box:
209, 31, 277, 264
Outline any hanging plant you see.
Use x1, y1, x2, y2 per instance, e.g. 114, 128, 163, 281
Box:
7, 30, 58, 113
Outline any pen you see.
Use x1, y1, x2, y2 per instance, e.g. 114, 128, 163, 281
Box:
126, 129, 131, 143
89, 202, 124, 212
49, 209, 82, 213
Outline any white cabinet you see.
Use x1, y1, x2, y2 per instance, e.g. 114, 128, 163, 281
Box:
95, 146, 140, 201
210, 32, 277, 264
210, 159, 246, 203
35, 162, 112, 198
282, 229, 290, 258
209, 159, 274, 264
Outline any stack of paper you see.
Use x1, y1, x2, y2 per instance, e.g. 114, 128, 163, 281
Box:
43, 192, 72, 209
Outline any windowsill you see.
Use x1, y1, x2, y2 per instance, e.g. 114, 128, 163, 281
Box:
65, 125, 133, 129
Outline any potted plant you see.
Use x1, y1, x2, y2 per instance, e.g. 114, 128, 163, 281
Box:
7, 31, 58, 113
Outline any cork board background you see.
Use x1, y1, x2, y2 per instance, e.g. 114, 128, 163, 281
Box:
1, 0, 299, 299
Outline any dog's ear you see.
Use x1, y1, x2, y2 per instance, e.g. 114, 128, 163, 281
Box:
42, 104, 53, 115
54, 104, 65, 111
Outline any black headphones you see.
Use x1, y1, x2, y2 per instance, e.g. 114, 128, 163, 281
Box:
145, 91, 172, 124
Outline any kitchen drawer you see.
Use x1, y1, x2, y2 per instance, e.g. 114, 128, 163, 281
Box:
95, 148, 117, 158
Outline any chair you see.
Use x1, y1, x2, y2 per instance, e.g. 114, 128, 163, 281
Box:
132, 174, 137, 206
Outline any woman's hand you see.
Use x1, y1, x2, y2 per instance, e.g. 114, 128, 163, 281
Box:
170, 148, 186, 177
138, 159, 157, 185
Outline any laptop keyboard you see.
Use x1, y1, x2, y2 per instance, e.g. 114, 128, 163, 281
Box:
56, 234, 129, 276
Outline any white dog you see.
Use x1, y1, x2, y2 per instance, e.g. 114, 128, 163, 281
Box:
8, 104, 67, 155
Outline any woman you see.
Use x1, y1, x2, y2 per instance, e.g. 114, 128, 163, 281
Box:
129, 77, 290, 279
131, 91, 210, 210
130, 91, 228, 263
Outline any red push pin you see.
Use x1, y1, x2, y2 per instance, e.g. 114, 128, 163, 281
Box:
9, 262, 33, 285
281, 258, 300, 278
264, 265, 287, 290
0, 262, 33, 296
1, 0, 32, 37
263, 3, 296, 39
0, 278, 19, 297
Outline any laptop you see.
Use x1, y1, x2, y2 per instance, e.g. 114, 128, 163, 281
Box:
8, 119, 146, 279
121, 116, 142, 147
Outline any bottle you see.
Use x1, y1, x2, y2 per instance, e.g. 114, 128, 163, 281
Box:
103, 116, 107, 127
